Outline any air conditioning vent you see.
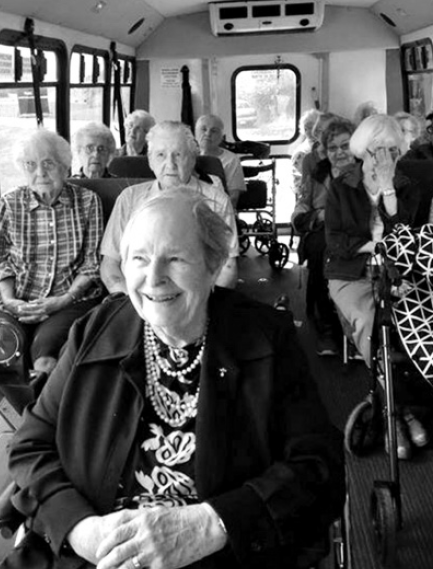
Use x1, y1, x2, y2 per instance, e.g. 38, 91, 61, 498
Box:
209, 1, 325, 36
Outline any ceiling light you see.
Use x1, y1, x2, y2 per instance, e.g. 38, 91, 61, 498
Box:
92, 1, 107, 13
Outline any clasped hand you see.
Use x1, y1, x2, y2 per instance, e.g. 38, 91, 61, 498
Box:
5, 296, 68, 323
68, 504, 227, 569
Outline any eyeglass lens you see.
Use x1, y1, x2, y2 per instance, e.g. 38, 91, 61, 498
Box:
23, 159, 57, 172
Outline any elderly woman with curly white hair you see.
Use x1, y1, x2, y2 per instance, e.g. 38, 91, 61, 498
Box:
0, 128, 104, 376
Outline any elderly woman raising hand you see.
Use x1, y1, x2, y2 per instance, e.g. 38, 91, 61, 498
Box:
9, 189, 344, 569
325, 114, 425, 460
0, 128, 103, 375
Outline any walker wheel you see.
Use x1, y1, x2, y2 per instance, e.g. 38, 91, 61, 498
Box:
268, 241, 289, 270
254, 235, 272, 255
344, 394, 382, 455
0, 320, 21, 366
370, 482, 398, 569
237, 219, 250, 255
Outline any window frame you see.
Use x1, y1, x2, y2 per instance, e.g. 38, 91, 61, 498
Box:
231, 63, 301, 145
0, 29, 68, 137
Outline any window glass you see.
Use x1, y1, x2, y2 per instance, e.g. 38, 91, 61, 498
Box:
70, 48, 107, 158
0, 43, 59, 194
233, 66, 299, 143
111, 85, 133, 147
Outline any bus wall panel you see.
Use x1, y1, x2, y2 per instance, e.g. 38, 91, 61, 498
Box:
137, 6, 398, 60
328, 50, 387, 120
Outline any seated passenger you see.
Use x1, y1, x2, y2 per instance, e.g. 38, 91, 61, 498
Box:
394, 111, 422, 154
292, 119, 356, 356
118, 109, 156, 156
0, 128, 104, 376
100, 121, 239, 292
290, 108, 322, 196
72, 121, 117, 178
300, 112, 342, 191
8, 189, 345, 569
402, 111, 433, 160
325, 114, 426, 459
195, 114, 246, 208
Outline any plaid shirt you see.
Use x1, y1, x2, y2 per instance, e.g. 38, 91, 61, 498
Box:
0, 182, 104, 305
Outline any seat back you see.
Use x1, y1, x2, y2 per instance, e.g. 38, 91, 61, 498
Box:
108, 155, 228, 192
196, 155, 227, 192
108, 156, 154, 178
237, 179, 267, 210
67, 177, 148, 223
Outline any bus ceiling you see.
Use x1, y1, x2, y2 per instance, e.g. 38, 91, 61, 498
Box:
1, 1, 433, 49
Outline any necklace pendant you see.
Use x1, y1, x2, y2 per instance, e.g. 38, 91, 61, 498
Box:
178, 373, 194, 385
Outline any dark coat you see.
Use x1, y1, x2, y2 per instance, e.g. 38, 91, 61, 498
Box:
324, 163, 421, 281
9, 288, 344, 569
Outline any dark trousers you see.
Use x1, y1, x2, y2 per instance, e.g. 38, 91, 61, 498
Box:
302, 229, 335, 329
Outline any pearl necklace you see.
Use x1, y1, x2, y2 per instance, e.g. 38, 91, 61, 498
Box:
144, 323, 205, 427
145, 322, 207, 385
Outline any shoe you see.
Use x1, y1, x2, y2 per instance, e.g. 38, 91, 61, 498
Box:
403, 409, 430, 448
385, 418, 412, 460
274, 294, 290, 312
316, 333, 339, 357
347, 341, 364, 361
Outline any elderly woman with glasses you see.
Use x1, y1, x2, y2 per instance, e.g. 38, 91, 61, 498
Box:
291, 118, 356, 357
0, 128, 104, 376
8, 188, 344, 569
72, 121, 117, 178
325, 114, 426, 460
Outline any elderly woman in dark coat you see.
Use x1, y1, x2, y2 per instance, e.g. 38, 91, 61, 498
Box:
291, 118, 355, 356
325, 114, 426, 460
9, 189, 344, 569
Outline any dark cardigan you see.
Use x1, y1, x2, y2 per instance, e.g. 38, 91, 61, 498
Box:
324, 163, 421, 281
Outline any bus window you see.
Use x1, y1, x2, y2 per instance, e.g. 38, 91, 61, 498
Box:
70, 48, 108, 144
0, 39, 64, 194
232, 64, 300, 144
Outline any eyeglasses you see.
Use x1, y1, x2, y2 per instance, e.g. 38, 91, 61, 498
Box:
327, 142, 350, 153
366, 146, 400, 160
22, 159, 58, 173
82, 144, 109, 155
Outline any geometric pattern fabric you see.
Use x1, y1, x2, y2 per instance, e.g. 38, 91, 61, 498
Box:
381, 224, 433, 384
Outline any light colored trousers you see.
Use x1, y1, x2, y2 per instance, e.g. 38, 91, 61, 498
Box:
328, 278, 376, 366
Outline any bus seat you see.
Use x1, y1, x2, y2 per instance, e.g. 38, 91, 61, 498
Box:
108, 155, 228, 192
196, 155, 227, 192
397, 159, 433, 227
108, 156, 154, 178
67, 177, 147, 224
237, 179, 267, 210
